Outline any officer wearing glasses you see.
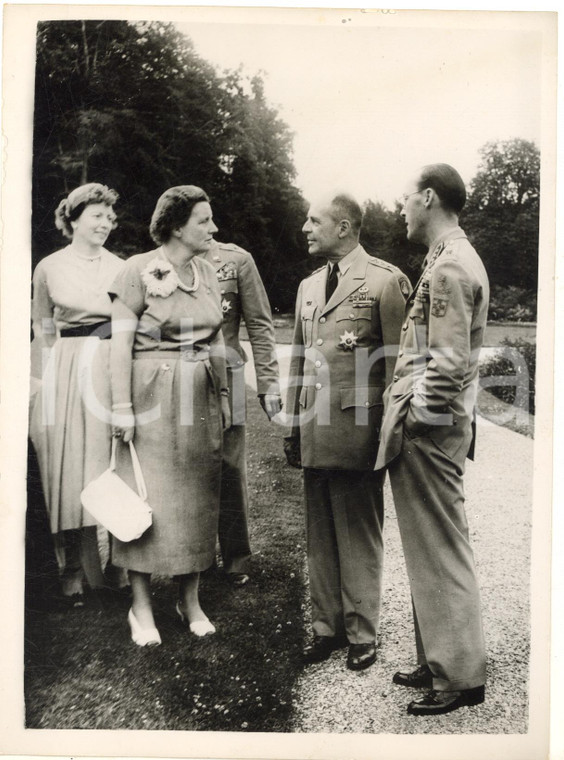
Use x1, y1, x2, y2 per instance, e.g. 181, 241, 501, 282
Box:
376, 163, 489, 716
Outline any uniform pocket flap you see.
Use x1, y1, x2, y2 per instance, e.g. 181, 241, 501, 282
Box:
301, 303, 317, 321
340, 385, 384, 410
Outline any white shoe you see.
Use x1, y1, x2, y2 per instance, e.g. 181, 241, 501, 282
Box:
175, 602, 216, 637
128, 608, 161, 647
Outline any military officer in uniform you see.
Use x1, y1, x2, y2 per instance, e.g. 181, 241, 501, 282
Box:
375, 164, 489, 715
201, 240, 281, 586
284, 192, 410, 671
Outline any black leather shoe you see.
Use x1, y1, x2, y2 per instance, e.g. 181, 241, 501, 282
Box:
393, 663, 433, 688
347, 642, 377, 671
302, 635, 348, 664
407, 685, 485, 716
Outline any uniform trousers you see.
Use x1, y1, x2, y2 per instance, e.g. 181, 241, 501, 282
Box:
388, 431, 486, 691
218, 421, 252, 574
304, 468, 384, 644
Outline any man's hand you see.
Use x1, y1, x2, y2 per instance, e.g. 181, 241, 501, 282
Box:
221, 395, 232, 430
259, 393, 282, 420
283, 436, 302, 469
403, 405, 432, 440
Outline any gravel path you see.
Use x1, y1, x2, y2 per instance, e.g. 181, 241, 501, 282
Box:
291, 417, 533, 734
242, 342, 534, 735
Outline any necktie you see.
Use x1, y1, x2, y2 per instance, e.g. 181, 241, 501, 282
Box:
325, 263, 339, 303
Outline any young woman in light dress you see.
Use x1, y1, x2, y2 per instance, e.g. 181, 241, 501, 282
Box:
30, 183, 126, 606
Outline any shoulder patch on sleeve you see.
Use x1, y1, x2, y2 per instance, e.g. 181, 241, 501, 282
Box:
398, 276, 411, 299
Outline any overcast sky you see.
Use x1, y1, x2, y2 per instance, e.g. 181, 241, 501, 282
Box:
178, 13, 542, 209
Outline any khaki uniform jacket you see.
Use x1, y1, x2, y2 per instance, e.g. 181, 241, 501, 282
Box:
286, 245, 410, 470
202, 241, 280, 396
375, 227, 489, 469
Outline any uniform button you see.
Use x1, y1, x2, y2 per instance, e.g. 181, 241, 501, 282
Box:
315, 383, 322, 390
393, 375, 399, 382
237, 359, 243, 366
221, 289, 225, 294
315, 360, 322, 368
349, 313, 355, 319
398, 351, 403, 358
319, 316, 326, 324
161, 363, 171, 371
364, 401, 370, 407
316, 338, 323, 346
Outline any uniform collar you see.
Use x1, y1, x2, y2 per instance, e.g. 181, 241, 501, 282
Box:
428, 226, 466, 255
423, 226, 466, 269
329, 244, 362, 277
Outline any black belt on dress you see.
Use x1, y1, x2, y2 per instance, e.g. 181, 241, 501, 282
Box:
59, 321, 112, 339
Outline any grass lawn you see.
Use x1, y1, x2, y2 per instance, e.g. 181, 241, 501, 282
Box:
25, 398, 308, 731
25, 316, 536, 729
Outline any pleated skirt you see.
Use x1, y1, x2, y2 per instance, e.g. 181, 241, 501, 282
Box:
29, 336, 113, 533
112, 352, 223, 575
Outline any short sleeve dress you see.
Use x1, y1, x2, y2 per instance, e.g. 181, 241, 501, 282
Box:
29, 246, 125, 533
109, 250, 225, 575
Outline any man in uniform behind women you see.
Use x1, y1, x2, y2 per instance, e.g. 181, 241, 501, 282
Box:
30, 164, 487, 717
29, 182, 279, 644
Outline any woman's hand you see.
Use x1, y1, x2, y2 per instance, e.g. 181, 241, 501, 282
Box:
221, 395, 232, 431
112, 410, 135, 443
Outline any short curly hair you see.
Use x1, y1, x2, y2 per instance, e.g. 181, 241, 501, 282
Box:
54, 183, 119, 239
149, 185, 210, 245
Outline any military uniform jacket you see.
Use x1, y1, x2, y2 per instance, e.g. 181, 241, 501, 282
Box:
375, 227, 489, 469
202, 241, 280, 396
286, 245, 410, 470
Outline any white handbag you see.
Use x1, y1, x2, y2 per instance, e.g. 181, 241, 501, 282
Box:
81, 438, 153, 542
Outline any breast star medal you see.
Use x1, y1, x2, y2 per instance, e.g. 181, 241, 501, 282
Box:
221, 298, 232, 313
339, 330, 358, 350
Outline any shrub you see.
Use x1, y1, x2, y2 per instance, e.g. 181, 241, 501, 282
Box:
488, 285, 537, 322
479, 338, 536, 415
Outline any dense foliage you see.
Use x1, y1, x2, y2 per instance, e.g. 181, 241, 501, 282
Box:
33, 20, 308, 311
479, 338, 536, 416
462, 139, 540, 298
488, 285, 537, 323
33, 23, 540, 317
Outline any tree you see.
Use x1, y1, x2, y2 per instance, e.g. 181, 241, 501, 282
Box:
33, 20, 307, 310
462, 138, 540, 293
360, 199, 422, 286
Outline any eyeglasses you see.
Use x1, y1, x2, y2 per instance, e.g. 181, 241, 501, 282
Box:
400, 189, 424, 206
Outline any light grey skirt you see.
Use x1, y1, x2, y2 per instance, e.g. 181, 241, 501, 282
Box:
112, 351, 223, 575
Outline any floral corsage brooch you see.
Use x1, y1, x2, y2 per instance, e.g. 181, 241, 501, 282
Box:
141, 255, 199, 297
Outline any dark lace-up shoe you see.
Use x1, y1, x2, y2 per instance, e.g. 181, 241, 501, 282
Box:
347, 642, 377, 671
392, 663, 433, 688
302, 635, 348, 664
407, 686, 485, 716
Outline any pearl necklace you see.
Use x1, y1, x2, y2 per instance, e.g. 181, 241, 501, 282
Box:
68, 245, 102, 262
159, 247, 200, 293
